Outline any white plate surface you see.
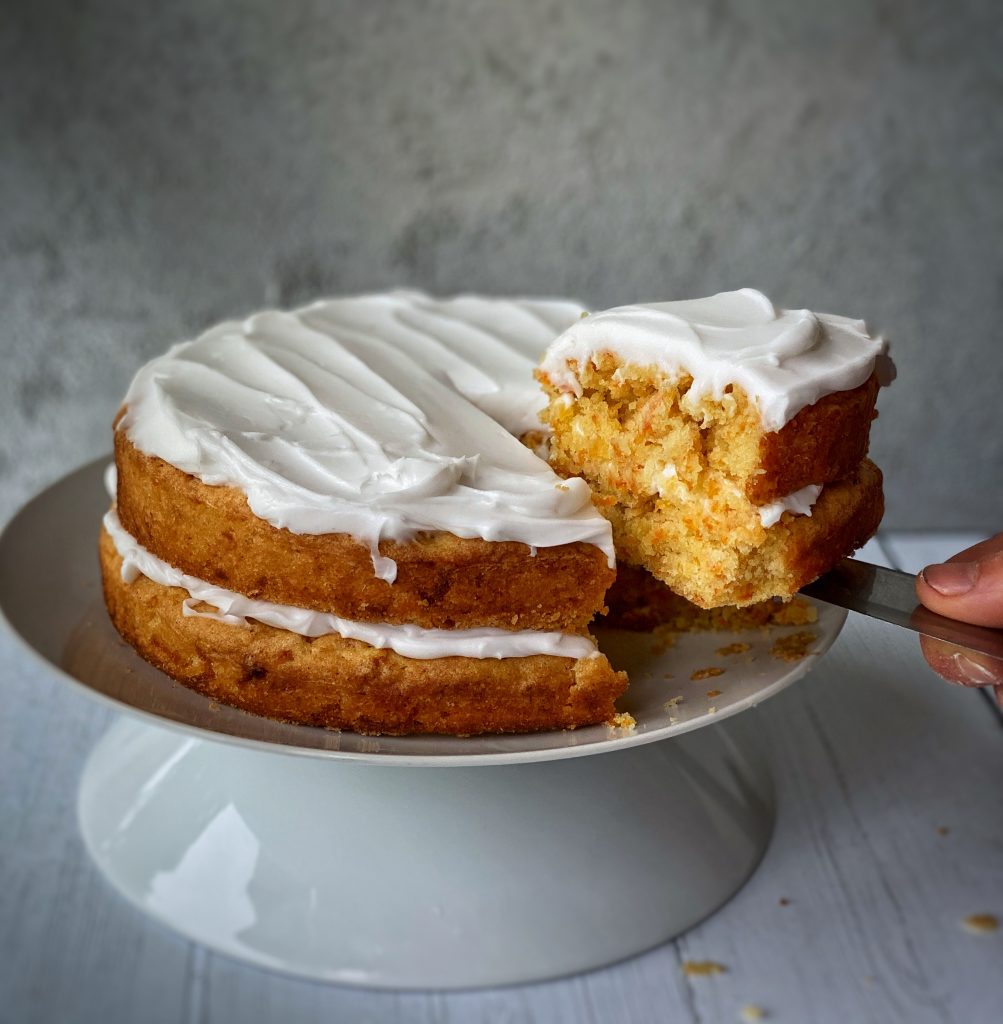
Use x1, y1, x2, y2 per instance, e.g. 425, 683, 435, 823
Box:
0, 458, 846, 766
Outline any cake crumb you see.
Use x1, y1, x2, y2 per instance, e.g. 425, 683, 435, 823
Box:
962, 913, 999, 935
739, 1006, 766, 1022
778, 897, 792, 907
663, 695, 685, 709
770, 630, 817, 662
608, 712, 636, 732
708, 705, 718, 714
682, 960, 727, 977
772, 597, 819, 626
936, 825, 950, 836
717, 642, 751, 657
651, 625, 677, 654
691, 666, 725, 681
706, 688, 722, 698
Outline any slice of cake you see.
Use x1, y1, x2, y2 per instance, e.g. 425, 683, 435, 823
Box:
101, 292, 626, 736
537, 289, 892, 608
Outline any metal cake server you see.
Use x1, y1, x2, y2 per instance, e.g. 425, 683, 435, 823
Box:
801, 558, 1003, 662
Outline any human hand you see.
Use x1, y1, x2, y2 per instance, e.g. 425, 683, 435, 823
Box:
916, 533, 1003, 702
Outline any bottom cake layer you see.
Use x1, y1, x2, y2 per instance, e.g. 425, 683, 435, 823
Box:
99, 529, 627, 736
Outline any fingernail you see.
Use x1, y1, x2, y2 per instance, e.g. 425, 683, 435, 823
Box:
922, 561, 978, 597
948, 651, 1003, 687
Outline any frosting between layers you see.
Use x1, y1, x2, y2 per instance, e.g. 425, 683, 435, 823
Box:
540, 288, 892, 432
103, 508, 599, 661
118, 291, 613, 582
757, 483, 823, 528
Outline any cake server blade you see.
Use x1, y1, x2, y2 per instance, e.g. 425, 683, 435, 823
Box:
801, 558, 1003, 661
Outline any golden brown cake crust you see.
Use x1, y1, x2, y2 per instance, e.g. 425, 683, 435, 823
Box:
114, 432, 614, 632
750, 374, 880, 503
100, 528, 627, 736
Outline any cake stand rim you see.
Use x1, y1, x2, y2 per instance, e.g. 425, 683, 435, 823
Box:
0, 456, 848, 768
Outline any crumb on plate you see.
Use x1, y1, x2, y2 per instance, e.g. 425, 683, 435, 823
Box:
608, 711, 636, 732
770, 630, 818, 662
691, 666, 725, 681
717, 642, 752, 657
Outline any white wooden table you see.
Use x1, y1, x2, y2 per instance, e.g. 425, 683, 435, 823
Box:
2, 532, 1000, 1024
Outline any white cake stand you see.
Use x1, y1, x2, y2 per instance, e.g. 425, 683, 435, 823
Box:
0, 460, 846, 988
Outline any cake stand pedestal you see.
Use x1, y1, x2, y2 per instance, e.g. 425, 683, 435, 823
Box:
78, 714, 773, 988
2, 460, 844, 989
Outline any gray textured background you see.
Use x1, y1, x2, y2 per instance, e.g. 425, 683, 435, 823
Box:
2, 0, 1001, 528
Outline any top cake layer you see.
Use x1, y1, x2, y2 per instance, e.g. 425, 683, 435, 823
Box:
118, 291, 614, 581
539, 288, 892, 432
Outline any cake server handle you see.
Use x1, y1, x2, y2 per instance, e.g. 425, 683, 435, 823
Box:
801, 558, 1003, 662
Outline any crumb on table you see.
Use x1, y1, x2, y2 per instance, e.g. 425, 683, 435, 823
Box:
739, 1006, 766, 1022
682, 960, 727, 977
770, 630, 818, 662
962, 913, 999, 935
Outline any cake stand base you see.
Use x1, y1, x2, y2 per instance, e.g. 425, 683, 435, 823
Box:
78, 716, 774, 989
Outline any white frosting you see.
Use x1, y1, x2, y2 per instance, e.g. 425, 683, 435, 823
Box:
756, 483, 823, 528
540, 288, 892, 432
103, 508, 598, 661
118, 291, 613, 582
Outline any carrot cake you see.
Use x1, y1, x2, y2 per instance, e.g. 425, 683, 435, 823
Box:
537, 289, 892, 608
101, 292, 626, 736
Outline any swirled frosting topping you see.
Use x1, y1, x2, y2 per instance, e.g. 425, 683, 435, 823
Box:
540, 288, 893, 432
118, 291, 614, 581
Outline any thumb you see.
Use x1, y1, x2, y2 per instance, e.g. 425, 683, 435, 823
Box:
916, 533, 1003, 629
